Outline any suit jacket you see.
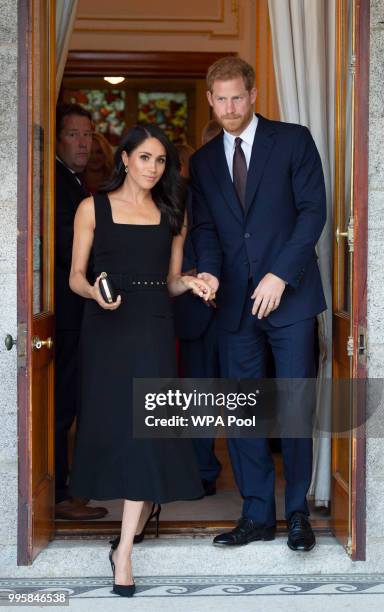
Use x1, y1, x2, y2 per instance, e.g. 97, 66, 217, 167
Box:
173, 188, 214, 340
190, 114, 327, 331
55, 159, 89, 330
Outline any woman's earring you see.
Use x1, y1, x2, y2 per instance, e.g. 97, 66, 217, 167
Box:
124, 166, 128, 174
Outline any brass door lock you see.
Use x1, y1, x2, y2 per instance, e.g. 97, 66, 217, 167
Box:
32, 336, 53, 351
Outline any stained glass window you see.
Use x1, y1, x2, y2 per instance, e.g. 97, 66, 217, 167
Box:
67, 89, 125, 146
137, 92, 188, 144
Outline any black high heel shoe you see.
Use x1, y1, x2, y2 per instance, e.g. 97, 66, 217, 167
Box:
109, 503, 161, 550
109, 545, 136, 597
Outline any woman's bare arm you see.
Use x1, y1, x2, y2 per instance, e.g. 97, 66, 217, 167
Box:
69, 197, 121, 310
167, 211, 213, 300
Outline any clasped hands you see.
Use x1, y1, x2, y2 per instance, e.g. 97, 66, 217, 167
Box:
180, 272, 216, 303
196, 272, 286, 318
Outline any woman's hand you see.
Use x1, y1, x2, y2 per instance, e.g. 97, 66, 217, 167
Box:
91, 274, 122, 310
180, 275, 215, 302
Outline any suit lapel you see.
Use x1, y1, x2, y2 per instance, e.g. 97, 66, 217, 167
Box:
207, 133, 244, 223
56, 159, 89, 200
244, 115, 277, 215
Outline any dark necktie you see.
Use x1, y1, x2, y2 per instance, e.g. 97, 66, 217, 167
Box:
233, 137, 247, 210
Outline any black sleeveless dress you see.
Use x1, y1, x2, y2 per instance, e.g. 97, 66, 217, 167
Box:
67, 192, 204, 502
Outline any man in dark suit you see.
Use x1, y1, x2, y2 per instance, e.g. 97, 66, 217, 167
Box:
191, 57, 326, 551
55, 103, 107, 520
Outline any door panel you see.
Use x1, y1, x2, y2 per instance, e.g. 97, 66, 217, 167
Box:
17, 0, 55, 565
331, 0, 368, 559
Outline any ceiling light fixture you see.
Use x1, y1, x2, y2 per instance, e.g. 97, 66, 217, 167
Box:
104, 76, 125, 85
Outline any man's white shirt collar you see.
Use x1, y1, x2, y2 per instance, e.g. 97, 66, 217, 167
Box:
223, 113, 258, 149
56, 155, 83, 185
56, 155, 76, 174
223, 113, 258, 178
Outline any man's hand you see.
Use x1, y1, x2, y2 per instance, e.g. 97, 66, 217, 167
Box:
180, 275, 215, 301
197, 272, 219, 306
251, 273, 286, 319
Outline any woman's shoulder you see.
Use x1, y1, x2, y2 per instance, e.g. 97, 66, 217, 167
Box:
76, 196, 96, 225
78, 195, 95, 211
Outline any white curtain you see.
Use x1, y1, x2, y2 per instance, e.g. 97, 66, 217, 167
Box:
268, 0, 336, 505
56, 0, 79, 99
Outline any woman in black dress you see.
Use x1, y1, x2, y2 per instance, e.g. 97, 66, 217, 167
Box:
67, 125, 213, 596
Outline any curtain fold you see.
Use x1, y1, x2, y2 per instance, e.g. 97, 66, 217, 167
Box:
56, 0, 79, 99
268, 0, 336, 505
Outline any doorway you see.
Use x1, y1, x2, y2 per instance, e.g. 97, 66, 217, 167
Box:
17, 1, 369, 564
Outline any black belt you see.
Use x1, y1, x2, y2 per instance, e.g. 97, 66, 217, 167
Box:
106, 273, 168, 291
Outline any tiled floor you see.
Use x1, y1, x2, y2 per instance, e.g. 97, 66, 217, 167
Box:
59, 454, 330, 524
83, 489, 330, 523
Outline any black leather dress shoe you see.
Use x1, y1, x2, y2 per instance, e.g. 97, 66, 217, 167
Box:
287, 512, 316, 551
213, 517, 276, 546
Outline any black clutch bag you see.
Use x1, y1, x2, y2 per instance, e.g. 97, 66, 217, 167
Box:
99, 272, 117, 304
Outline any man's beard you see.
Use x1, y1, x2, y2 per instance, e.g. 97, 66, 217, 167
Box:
215, 109, 253, 134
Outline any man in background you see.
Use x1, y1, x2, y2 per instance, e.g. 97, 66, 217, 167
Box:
55, 103, 108, 520
174, 131, 222, 496
201, 119, 222, 145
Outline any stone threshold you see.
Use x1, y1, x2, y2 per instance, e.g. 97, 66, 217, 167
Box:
0, 535, 376, 578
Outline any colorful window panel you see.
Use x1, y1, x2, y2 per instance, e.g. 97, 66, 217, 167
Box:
67, 89, 126, 146
137, 92, 188, 144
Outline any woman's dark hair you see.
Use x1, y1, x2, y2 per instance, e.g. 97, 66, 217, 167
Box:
102, 124, 186, 235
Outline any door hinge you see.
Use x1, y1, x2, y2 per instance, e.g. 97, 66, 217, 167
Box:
17, 322, 27, 368
347, 217, 354, 252
349, 53, 357, 76
345, 536, 353, 556
357, 325, 367, 359
347, 335, 354, 357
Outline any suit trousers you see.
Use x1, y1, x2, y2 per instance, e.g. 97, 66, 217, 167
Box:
218, 281, 316, 526
179, 316, 221, 483
55, 329, 81, 503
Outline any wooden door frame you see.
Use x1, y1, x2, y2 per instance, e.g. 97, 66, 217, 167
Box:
17, 15, 370, 558
17, 0, 56, 565
350, 0, 369, 561
63, 50, 234, 79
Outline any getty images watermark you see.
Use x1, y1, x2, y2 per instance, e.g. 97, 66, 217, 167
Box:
132, 378, 384, 439
144, 388, 261, 428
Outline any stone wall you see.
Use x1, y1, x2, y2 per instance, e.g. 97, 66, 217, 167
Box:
0, 0, 18, 562
366, 0, 384, 563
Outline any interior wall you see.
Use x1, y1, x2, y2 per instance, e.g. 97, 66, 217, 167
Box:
70, 0, 257, 68
254, 0, 279, 120
69, 0, 279, 120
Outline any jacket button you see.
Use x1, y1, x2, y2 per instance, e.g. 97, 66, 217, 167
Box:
244, 232, 251, 239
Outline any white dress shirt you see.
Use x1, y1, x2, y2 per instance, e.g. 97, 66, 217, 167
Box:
223, 113, 258, 180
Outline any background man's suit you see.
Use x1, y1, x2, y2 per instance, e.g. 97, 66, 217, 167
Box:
173, 189, 221, 485
55, 158, 88, 503
191, 114, 326, 527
